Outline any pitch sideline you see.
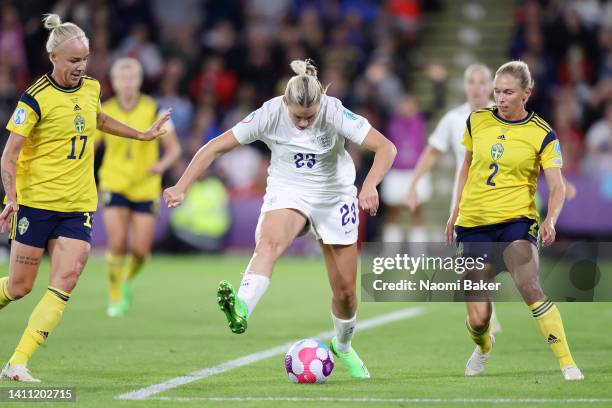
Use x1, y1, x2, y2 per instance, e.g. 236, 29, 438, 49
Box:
117, 307, 426, 401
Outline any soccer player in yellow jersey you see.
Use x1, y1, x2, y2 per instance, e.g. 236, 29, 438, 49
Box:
96, 58, 180, 317
0, 14, 170, 382
445, 61, 583, 381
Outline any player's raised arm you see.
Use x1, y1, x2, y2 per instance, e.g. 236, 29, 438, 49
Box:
541, 167, 566, 246
0, 132, 26, 232
163, 130, 241, 208
359, 127, 397, 216
97, 108, 172, 141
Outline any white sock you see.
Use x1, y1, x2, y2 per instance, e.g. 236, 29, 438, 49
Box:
332, 313, 356, 353
383, 224, 403, 242
408, 226, 428, 242
237, 272, 270, 317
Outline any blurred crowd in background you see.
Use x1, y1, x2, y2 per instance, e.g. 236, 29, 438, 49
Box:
510, 0, 612, 176
0, 0, 611, 248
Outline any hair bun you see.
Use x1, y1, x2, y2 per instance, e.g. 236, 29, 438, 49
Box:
290, 60, 307, 76
290, 59, 318, 78
43, 14, 62, 30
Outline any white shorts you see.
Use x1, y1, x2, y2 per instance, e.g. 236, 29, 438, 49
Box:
259, 188, 359, 245
381, 169, 432, 206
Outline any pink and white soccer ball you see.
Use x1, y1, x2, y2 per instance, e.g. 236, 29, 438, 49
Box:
284, 339, 334, 384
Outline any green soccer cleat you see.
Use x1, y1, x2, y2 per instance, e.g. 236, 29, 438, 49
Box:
216, 280, 248, 334
330, 337, 370, 379
121, 280, 133, 310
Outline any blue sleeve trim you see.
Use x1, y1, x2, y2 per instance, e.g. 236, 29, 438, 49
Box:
539, 130, 557, 154
20, 92, 41, 120
466, 115, 472, 138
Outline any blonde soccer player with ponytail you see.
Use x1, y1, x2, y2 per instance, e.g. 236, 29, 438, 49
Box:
164, 59, 397, 378
0, 14, 170, 382
446, 60, 583, 380
96, 58, 181, 317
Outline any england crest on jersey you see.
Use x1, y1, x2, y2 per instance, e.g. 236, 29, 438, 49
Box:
315, 133, 332, 149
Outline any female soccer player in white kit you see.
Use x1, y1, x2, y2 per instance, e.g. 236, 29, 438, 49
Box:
163, 59, 397, 378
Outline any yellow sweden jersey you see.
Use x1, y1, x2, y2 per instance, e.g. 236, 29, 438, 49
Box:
96, 95, 166, 202
5, 74, 101, 212
456, 107, 563, 227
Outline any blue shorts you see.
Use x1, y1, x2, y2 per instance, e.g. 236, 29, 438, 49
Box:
455, 218, 539, 271
102, 191, 159, 215
10, 205, 94, 248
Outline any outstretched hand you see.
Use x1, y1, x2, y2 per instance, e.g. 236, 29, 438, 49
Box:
163, 185, 185, 208
140, 108, 172, 141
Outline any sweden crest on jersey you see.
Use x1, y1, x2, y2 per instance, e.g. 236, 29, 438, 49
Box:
491, 143, 504, 161
74, 114, 85, 133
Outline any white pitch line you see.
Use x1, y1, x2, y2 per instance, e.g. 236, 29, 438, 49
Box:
117, 307, 425, 401
149, 397, 612, 404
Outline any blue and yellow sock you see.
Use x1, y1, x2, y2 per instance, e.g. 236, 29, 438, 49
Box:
467, 317, 492, 354
8, 287, 69, 365
0, 276, 15, 310
530, 298, 576, 369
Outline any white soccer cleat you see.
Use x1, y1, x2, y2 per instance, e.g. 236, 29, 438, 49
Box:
0, 363, 41, 382
562, 366, 584, 381
465, 335, 495, 376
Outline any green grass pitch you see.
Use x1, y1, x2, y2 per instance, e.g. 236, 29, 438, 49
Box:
1, 255, 611, 408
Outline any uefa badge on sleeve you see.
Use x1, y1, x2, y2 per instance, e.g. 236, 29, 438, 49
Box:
13, 107, 26, 125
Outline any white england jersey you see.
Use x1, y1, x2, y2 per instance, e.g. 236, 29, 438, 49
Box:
427, 102, 492, 208
232, 95, 371, 195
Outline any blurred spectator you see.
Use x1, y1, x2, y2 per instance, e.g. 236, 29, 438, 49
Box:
386, 0, 422, 33
585, 100, 612, 174
157, 58, 194, 142
113, 24, 163, 84
0, 3, 29, 89
0, 64, 19, 153
187, 105, 220, 156
357, 56, 403, 114
380, 95, 429, 242
245, 0, 292, 36
108, 0, 155, 48
189, 55, 238, 108
553, 102, 584, 175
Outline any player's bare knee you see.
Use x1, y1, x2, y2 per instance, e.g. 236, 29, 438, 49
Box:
8, 280, 34, 299
255, 236, 284, 260
108, 241, 127, 256
131, 249, 149, 261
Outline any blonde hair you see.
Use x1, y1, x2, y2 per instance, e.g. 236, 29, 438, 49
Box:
464, 63, 492, 82
495, 60, 533, 89
284, 59, 326, 107
42, 13, 89, 53
110, 58, 143, 79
